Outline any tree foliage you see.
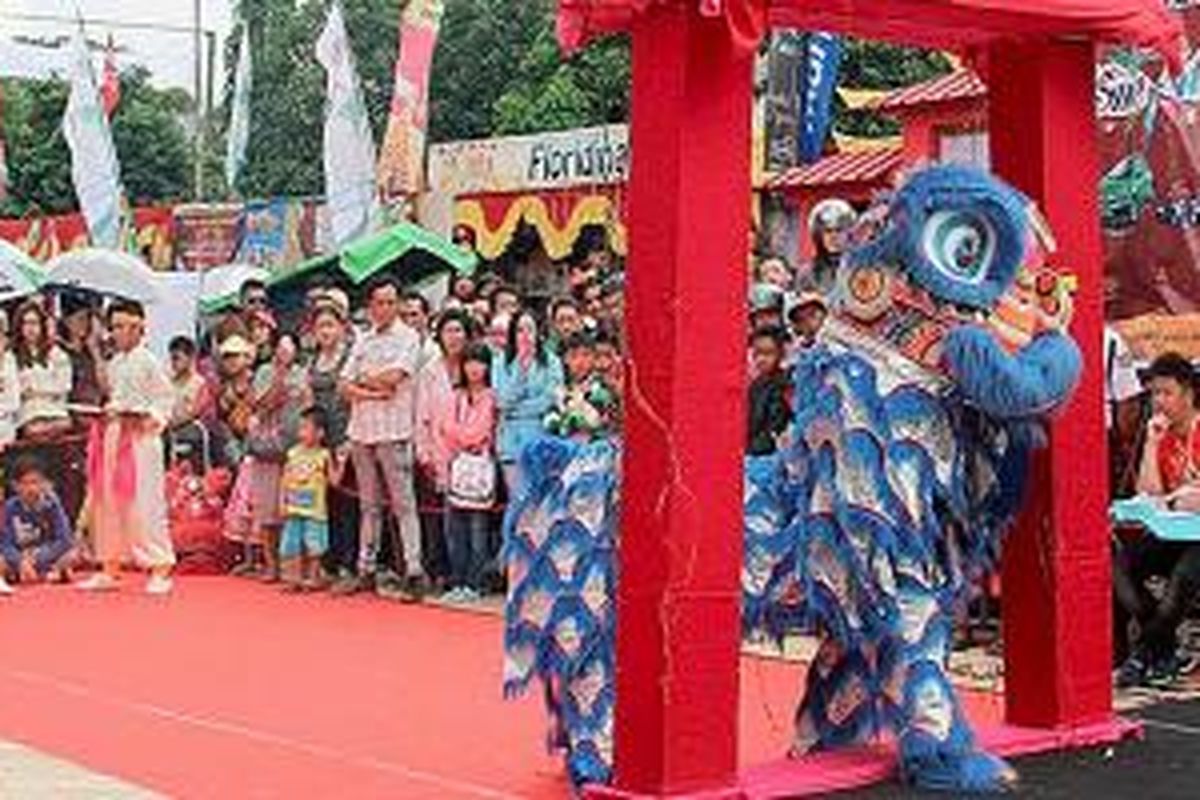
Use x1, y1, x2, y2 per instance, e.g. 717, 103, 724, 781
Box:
427, 0, 557, 141
0, 66, 192, 216
112, 69, 193, 206
491, 30, 629, 136
832, 40, 952, 138
224, 0, 629, 197
228, 0, 402, 198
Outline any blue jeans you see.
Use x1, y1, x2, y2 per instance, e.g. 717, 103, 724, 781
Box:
445, 507, 490, 591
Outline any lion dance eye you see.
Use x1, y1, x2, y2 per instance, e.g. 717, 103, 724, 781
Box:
921, 210, 996, 286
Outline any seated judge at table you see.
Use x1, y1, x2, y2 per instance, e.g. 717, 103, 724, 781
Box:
1114, 352, 1200, 687
1136, 352, 1200, 508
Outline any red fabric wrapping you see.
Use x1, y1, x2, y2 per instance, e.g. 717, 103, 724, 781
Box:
558, 0, 765, 53
113, 421, 138, 511
558, 0, 1184, 67
85, 420, 104, 500
86, 418, 138, 515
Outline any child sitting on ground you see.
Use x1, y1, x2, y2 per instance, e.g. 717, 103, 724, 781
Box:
0, 456, 75, 594
278, 407, 344, 591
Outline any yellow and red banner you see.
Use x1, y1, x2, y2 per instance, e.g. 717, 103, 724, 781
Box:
454, 187, 627, 261
377, 0, 443, 200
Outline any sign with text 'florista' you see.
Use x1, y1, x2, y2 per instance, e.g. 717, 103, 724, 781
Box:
428, 125, 629, 196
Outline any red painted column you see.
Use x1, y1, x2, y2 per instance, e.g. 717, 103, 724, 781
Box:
987, 42, 1113, 729
591, 5, 756, 799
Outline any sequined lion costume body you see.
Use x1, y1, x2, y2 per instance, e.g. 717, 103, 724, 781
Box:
503, 165, 1083, 792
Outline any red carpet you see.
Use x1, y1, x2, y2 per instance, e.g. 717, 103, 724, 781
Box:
0, 577, 1006, 799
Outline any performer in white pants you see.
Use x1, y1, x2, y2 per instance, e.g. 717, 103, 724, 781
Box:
77, 299, 176, 595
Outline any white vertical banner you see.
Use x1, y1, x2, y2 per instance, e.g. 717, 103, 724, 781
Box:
64, 32, 125, 249
316, 2, 379, 248
0, 81, 9, 204
225, 26, 253, 192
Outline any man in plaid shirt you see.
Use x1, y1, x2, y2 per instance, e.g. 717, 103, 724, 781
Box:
337, 278, 425, 600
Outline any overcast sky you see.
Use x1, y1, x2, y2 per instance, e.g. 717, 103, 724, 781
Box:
0, 0, 234, 95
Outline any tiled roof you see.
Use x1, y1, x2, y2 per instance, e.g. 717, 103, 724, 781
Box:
874, 70, 987, 112
766, 148, 903, 190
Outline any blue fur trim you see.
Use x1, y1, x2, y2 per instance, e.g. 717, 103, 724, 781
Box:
942, 327, 1082, 420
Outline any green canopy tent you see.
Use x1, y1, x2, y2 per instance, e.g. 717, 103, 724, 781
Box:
271, 221, 476, 314
201, 222, 477, 318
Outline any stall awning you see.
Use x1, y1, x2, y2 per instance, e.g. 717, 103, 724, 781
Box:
454, 186, 627, 261
559, 0, 1183, 65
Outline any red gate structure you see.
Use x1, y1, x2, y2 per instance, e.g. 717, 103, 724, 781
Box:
557, 1, 1184, 797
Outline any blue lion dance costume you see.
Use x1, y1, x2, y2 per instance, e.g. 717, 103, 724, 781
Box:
503, 165, 1083, 792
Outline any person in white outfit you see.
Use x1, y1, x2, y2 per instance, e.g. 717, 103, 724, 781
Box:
77, 300, 177, 595
0, 314, 21, 448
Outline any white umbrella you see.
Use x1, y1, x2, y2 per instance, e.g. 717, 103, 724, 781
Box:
44, 248, 162, 304
199, 263, 269, 313
0, 240, 45, 302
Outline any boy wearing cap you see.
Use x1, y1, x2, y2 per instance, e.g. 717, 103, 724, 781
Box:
749, 283, 785, 330
784, 290, 829, 368
77, 300, 177, 595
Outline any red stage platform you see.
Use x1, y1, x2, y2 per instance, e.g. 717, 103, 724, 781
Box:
0, 578, 1134, 798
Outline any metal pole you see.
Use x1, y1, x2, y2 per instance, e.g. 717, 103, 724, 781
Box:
193, 0, 204, 200
205, 31, 216, 117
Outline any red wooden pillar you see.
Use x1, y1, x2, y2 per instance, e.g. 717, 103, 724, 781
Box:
987, 42, 1113, 729
590, 5, 756, 799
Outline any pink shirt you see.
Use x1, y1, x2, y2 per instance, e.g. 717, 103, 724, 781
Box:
415, 357, 457, 480
437, 388, 496, 466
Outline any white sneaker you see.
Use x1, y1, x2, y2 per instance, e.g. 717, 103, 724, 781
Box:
145, 575, 174, 596
0, 577, 14, 596
76, 573, 119, 592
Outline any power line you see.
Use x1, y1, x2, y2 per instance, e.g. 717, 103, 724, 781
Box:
0, 11, 214, 37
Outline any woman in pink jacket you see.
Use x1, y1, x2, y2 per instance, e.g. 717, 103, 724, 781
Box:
414, 310, 472, 588
436, 343, 497, 603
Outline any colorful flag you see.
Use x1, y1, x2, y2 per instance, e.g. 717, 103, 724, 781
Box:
63, 32, 124, 249
798, 32, 843, 164
316, 2, 378, 247
377, 0, 443, 200
101, 34, 120, 117
226, 27, 253, 192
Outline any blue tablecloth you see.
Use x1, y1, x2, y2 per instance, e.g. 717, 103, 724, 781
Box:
1111, 497, 1200, 542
